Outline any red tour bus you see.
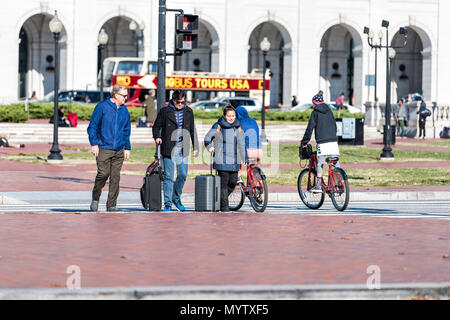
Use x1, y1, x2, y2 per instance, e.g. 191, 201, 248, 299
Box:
103, 57, 270, 108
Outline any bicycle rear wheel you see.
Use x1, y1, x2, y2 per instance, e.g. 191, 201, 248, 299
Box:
330, 168, 350, 211
249, 168, 268, 212
297, 168, 325, 209
229, 183, 245, 211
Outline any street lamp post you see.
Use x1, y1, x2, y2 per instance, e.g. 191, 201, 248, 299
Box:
97, 28, 109, 101
129, 20, 145, 57
48, 11, 63, 163
369, 30, 384, 102
364, 21, 408, 160
260, 37, 270, 143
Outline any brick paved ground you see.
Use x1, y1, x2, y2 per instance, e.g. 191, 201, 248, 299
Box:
0, 212, 448, 289
0, 136, 448, 290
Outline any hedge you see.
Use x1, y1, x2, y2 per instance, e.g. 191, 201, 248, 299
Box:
0, 103, 364, 123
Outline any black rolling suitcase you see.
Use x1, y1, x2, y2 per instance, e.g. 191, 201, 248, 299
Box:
195, 154, 220, 212
140, 145, 163, 211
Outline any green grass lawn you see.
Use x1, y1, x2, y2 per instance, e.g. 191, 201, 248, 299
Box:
261, 144, 450, 165
120, 167, 450, 188
4, 144, 450, 165
395, 140, 450, 148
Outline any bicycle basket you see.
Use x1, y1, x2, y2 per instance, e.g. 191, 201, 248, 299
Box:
299, 144, 313, 160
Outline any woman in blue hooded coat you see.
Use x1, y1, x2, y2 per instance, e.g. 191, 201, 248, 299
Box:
205, 105, 246, 211
235, 106, 263, 162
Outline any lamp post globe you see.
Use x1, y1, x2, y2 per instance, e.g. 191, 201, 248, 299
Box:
48, 11, 63, 162
388, 48, 396, 59
260, 37, 270, 143
129, 20, 141, 57
129, 20, 137, 31
98, 28, 109, 45
49, 11, 63, 34
98, 28, 109, 101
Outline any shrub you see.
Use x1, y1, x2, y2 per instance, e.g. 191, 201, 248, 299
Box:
28, 102, 98, 121
0, 104, 29, 122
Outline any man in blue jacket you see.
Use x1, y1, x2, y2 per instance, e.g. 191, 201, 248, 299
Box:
87, 84, 131, 212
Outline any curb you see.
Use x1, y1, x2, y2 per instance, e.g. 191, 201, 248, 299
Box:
1, 191, 450, 206
0, 195, 28, 205
0, 283, 448, 300
182, 192, 450, 202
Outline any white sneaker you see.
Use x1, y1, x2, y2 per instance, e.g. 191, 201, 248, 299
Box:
237, 176, 244, 185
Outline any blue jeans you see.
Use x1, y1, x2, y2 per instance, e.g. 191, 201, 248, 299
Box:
162, 146, 189, 208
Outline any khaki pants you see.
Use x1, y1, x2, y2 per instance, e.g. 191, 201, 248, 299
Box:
92, 148, 124, 208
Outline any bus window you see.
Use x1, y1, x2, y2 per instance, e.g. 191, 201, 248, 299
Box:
147, 62, 158, 73
116, 61, 143, 75
103, 60, 115, 87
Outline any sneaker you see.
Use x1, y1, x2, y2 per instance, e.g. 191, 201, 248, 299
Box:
310, 185, 323, 193
310, 178, 324, 193
174, 201, 186, 212
163, 206, 172, 212
237, 176, 244, 185
90, 200, 99, 212
107, 206, 120, 212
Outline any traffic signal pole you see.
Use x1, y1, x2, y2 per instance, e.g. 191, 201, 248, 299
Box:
158, 1, 194, 113
157, 0, 166, 113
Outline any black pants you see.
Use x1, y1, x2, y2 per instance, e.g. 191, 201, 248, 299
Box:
418, 120, 426, 138
92, 148, 124, 208
217, 171, 238, 211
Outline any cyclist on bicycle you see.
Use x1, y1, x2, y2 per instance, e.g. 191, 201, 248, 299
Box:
300, 91, 340, 193
232, 103, 263, 182
235, 106, 263, 160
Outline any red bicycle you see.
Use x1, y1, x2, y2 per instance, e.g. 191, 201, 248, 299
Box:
228, 159, 268, 212
297, 144, 350, 211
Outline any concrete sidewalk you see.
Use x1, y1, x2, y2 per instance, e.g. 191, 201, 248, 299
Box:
1, 283, 449, 300
1, 189, 450, 206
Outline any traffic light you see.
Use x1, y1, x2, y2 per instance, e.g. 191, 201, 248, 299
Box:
175, 14, 198, 52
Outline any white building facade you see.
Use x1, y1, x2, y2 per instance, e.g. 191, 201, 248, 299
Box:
2, 0, 449, 107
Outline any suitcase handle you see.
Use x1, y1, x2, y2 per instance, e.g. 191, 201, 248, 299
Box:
155, 144, 161, 160
210, 152, 213, 175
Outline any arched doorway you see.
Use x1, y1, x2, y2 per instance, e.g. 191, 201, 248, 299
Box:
248, 22, 292, 108
319, 24, 363, 106
99, 16, 143, 72
391, 27, 431, 101
18, 13, 68, 99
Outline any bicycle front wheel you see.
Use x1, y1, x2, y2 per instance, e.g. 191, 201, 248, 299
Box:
297, 168, 325, 209
249, 168, 268, 212
330, 167, 350, 212
229, 183, 245, 211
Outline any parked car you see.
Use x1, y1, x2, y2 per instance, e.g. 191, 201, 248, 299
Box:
213, 97, 265, 111
290, 102, 361, 114
290, 103, 313, 112
36, 91, 54, 102
330, 103, 362, 114
57, 90, 111, 104
190, 101, 227, 112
